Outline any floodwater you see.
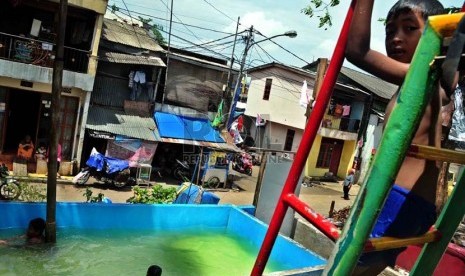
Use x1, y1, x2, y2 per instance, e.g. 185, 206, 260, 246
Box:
0, 228, 288, 275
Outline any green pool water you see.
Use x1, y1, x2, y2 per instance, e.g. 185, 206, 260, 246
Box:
0, 228, 288, 275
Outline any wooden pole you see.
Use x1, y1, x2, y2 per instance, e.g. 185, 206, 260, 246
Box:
329, 200, 336, 218
305, 58, 328, 118
196, 147, 204, 185
46, 0, 67, 243
253, 151, 267, 207
436, 162, 450, 215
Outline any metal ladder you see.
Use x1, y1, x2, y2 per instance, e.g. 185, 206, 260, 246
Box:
251, 1, 465, 275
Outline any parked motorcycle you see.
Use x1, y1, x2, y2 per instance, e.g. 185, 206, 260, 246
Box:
0, 163, 21, 200
172, 159, 194, 181
232, 153, 253, 176
73, 148, 136, 188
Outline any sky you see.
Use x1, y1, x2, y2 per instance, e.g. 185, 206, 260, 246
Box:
108, 0, 459, 72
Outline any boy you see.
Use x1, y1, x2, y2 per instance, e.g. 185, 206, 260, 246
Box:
346, 0, 446, 274
342, 169, 355, 200
0, 218, 45, 245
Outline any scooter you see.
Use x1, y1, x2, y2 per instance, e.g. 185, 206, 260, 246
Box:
73, 148, 136, 188
232, 153, 253, 176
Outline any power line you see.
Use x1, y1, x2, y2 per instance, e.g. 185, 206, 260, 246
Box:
159, 0, 204, 45
180, 33, 240, 50
113, 5, 235, 35
121, 0, 143, 49
115, 9, 234, 61
110, 0, 231, 27
201, 0, 237, 23
255, 31, 312, 66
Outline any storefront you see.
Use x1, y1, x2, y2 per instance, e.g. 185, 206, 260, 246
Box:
0, 86, 81, 163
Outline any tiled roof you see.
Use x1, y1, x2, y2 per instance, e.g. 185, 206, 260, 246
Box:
99, 51, 166, 67
102, 18, 164, 52
86, 106, 160, 141
339, 67, 398, 100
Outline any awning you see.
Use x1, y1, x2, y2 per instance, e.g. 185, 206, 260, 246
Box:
99, 51, 166, 67
86, 106, 160, 141
154, 112, 224, 142
154, 112, 241, 152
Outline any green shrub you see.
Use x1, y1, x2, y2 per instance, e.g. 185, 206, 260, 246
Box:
83, 187, 104, 203
127, 185, 177, 204
18, 182, 46, 202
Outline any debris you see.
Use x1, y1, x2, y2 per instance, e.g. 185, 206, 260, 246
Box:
328, 206, 351, 229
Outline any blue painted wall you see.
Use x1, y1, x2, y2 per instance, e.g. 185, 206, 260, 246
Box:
0, 202, 326, 270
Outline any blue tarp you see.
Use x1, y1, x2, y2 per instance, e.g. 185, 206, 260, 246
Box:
154, 112, 225, 143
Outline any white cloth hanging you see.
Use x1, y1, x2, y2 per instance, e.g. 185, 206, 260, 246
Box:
300, 80, 309, 108
134, 71, 146, 84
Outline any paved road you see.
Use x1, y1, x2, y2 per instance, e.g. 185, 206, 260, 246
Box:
17, 166, 360, 217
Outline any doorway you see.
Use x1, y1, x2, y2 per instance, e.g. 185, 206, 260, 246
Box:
4, 89, 41, 152
317, 137, 344, 175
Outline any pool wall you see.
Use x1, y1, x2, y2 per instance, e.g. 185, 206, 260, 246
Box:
0, 202, 326, 271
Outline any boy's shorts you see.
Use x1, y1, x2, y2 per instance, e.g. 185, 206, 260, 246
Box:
358, 184, 436, 267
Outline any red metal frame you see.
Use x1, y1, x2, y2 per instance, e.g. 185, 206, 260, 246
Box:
251, 1, 356, 275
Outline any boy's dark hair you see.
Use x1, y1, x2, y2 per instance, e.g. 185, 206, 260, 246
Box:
146, 265, 162, 276
387, 0, 444, 22
29, 218, 46, 234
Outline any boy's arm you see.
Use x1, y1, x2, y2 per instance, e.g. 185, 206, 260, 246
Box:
345, 0, 409, 85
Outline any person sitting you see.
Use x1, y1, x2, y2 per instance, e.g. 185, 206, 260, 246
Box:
17, 135, 34, 161
35, 143, 47, 161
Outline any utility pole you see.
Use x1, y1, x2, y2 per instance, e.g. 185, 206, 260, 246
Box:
46, 0, 67, 243
162, 0, 174, 106
226, 26, 254, 130
222, 17, 240, 130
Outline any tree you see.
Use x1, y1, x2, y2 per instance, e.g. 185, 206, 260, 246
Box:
301, 0, 340, 30
138, 17, 166, 46
302, 1, 460, 29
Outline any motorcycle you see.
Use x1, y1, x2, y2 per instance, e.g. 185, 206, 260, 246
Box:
0, 163, 21, 200
232, 153, 253, 176
73, 148, 136, 188
172, 159, 194, 181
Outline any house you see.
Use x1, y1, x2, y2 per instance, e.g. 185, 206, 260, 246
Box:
162, 46, 237, 114
83, 17, 239, 179
81, 16, 166, 166
244, 61, 397, 178
0, 0, 108, 170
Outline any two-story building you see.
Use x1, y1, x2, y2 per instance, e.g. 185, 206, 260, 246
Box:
0, 0, 108, 170
244, 61, 397, 178
81, 16, 165, 165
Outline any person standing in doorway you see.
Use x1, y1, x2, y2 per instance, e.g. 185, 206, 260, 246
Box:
342, 169, 355, 200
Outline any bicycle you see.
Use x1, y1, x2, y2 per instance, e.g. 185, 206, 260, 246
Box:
0, 164, 21, 200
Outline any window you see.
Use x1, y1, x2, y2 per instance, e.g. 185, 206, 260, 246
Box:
316, 140, 334, 168
263, 78, 272, 100
284, 129, 295, 151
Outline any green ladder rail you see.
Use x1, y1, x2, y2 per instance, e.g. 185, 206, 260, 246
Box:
323, 12, 465, 276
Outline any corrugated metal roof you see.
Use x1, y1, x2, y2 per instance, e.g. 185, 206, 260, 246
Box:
102, 18, 164, 52
86, 106, 160, 141
99, 51, 166, 67
168, 52, 231, 71
159, 137, 241, 153
340, 67, 398, 100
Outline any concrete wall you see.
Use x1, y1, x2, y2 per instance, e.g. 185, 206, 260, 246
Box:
358, 114, 383, 184
245, 67, 310, 130
256, 158, 303, 237
248, 121, 303, 152
305, 135, 356, 178
293, 218, 335, 259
